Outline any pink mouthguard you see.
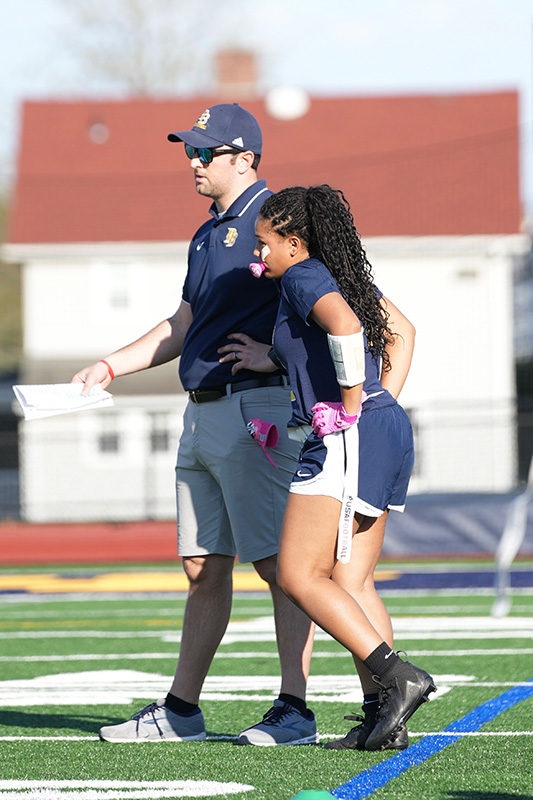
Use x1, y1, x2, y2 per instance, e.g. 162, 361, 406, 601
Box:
249, 262, 266, 278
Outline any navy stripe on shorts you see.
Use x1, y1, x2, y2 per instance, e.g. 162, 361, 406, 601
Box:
289, 403, 414, 516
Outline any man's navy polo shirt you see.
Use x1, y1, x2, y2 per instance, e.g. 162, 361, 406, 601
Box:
179, 179, 281, 391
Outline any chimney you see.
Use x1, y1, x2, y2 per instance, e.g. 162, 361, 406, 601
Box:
215, 49, 258, 99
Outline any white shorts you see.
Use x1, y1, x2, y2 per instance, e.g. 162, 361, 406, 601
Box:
289, 403, 414, 517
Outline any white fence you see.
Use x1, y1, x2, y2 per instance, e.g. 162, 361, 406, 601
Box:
11, 396, 518, 523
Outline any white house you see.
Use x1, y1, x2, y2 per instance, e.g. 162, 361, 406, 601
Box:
3, 89, 528, 521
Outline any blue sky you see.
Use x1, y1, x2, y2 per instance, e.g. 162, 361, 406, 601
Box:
2, 0, 533, 214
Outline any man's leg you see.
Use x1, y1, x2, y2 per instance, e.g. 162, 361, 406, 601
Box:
98, 553, 235, 743
237, 553, 317, 746
253, 553, 314, 701
169, 553, 235, 703
172, 399, 238, 705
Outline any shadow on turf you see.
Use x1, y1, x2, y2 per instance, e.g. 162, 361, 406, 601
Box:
0, 711, 244, 742
0, 710, 117, 734
444, 793, 533, 799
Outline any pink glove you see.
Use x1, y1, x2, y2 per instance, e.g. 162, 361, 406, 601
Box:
311, 393, 366, 437
247, 418, 279, 468
249, 262, 265, 278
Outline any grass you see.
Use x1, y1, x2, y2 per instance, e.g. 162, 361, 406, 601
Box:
0, 564, 532, 799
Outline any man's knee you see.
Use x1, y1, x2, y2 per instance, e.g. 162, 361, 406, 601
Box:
182, 554, 234, 593
252, 553, 278, 587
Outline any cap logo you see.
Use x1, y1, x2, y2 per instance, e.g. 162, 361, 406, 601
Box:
194, 109, 210, 130
232, 136, 244, 148
223, 227, 239, 247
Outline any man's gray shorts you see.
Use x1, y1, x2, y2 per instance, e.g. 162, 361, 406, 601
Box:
176, 385, 300, 563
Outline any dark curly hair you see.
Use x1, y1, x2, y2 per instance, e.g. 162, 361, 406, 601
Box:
258, 184, 393, 369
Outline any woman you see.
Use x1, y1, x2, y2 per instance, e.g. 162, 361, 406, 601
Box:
220, 185, 435, 751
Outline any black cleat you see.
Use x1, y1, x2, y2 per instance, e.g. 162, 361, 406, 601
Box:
371, 722, 409, 751
365, 657, 436, 751
324, 710, 408, 751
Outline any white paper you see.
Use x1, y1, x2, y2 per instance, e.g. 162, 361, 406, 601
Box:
13, 383, 114, 420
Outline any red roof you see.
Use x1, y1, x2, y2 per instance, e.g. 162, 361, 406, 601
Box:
7, 91, 521, 243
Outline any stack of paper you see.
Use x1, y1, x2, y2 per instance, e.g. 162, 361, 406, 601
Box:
13, 384, 114, 421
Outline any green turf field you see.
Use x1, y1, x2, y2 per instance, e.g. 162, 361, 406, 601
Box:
1, 565, 532, 800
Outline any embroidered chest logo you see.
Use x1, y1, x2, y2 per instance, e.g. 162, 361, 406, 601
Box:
223, 227, 238, 247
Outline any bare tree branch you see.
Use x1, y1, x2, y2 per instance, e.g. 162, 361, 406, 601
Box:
59, 0, 224, 96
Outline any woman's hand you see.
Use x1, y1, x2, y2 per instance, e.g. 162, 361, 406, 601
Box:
217, 332, 277, 376
311, 393, 366, 437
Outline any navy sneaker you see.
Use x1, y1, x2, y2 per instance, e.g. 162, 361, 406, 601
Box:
238, 699, 318, 746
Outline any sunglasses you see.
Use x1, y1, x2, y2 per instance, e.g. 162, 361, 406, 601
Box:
184, 144, 242, 164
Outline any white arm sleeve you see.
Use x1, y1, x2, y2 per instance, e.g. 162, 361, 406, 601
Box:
327, 331, 366, 387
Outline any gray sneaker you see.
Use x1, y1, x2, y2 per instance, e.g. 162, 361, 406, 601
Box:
237, 699, 318, 746
99, 699, 206, 743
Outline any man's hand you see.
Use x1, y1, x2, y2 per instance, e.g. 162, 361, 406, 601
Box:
71, 361, 112, 397
218, 333, 276, 376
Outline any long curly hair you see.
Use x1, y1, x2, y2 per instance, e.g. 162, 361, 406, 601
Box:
258, 184, 392, 369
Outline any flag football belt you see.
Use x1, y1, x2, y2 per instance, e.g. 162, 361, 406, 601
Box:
188, 375, 288, 404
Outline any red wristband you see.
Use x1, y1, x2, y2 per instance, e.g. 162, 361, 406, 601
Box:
99, 360, 115, 380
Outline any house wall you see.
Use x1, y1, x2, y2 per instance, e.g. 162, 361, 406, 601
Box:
21, 242, 189, 359
367, 235, 521, 492
19, 394, 187, 522
6, 234, 530, 522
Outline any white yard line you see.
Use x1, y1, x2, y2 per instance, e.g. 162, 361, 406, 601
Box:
1, 730, 532, 743
2, 647, 533, 662
0, 780, 254, 798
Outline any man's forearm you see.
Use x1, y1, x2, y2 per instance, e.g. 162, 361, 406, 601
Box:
104, 302, 192, 378
105, 319, 179, 377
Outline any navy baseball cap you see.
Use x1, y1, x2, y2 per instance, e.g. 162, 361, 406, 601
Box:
167, 103, 262, 154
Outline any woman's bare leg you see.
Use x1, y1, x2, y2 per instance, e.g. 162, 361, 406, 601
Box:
277, 494, 383, 660
332, 512, 393, 693
278, 495, 435, 751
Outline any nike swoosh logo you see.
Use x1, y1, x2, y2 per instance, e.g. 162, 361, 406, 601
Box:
384, 650, 394, 659
297, 470, 312, 478
196, 241, 205, 251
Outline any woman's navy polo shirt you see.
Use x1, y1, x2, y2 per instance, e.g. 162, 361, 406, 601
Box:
273, 258, 395, 427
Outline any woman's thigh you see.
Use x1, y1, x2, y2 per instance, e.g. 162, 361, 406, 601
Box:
332, 512, 388, 593
278, 493, 341, 587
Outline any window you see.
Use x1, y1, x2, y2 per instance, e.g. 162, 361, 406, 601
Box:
150, 413, 170, 453
98, 417, 121, 454
109, 264, 130, 309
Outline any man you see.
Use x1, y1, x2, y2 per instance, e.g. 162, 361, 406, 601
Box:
72, 103, 316, 746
